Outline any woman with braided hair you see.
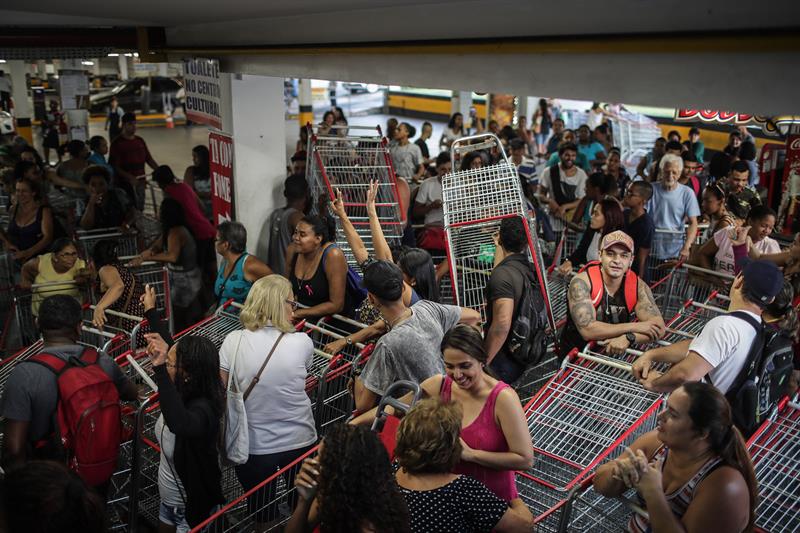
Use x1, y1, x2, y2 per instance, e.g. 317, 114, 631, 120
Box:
286, 423, 410, 533
594, 382, 757, 532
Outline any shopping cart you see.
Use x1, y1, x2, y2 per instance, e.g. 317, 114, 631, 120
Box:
76, 227, 140, 260
442, 134, 554, 330
551, 226, 583, 269
119, 259, 172, 335
189, 445, 320, 532
126, 392, 246, 532
546, 269, 572, 330
9, 281, 90, 348
306, 123, 405, 266
655, 263, 734, 319
747, 398, 800, 533
523, 350, 663, 492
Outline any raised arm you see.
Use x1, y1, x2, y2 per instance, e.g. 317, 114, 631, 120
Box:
330, 187, 369, 265
366, 180, 392, 261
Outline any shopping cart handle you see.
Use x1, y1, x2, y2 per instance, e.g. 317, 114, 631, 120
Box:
371, 380, 422, 430
88, 305, 144, 323
576, 350, 633, 372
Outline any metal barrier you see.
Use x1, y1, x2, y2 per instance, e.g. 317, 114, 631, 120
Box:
747, 399, 800, 533
189, 445, 318, 532
523, 350, 663, 492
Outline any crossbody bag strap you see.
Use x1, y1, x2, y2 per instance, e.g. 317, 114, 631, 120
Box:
243, 332, 286, 401
216, 253, 247, 298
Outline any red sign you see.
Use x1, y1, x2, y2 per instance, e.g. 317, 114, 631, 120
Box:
209, 131, 234, 225
675, 109, 755, 124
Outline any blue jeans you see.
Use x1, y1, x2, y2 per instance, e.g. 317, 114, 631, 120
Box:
159, 503, 190, 533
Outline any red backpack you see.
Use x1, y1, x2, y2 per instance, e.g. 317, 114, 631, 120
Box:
31, 348, 122, 487
580, 261, 639, 314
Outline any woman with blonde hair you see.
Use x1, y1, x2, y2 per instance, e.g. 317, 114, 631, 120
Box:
219, 275, 317, 527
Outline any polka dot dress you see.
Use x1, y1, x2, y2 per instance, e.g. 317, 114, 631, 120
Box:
398, 474, 508, 533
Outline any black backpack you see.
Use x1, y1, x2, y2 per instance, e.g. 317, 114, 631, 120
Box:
712, 312, 795, 437
505, 260, 550, 367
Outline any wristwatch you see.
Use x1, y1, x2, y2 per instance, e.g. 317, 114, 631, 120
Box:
625, 332, 636, 345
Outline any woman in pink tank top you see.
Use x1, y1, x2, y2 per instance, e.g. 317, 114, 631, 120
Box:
350, 325, 533, 502
436, 324, 533, 501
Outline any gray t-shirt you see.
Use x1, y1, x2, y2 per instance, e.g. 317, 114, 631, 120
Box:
155, 414, 186, 508
1, 344, 129, 443
361, 300, 462, 396
390, 142, 422, 180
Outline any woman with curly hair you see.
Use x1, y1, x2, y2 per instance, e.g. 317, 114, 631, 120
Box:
394, 398, 533, 532
286, 424, 409, 533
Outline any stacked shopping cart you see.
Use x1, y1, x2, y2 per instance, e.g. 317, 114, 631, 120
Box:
306, 123, 406, 266
441, 134, 553, 329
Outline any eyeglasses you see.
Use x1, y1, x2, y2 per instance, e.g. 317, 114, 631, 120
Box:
57, 251, 79, 258
285, 299, 299, 311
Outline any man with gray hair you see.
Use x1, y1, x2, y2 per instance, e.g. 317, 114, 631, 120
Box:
646, 153, 700, 269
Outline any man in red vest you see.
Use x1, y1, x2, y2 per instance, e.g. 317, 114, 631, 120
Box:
560, 230, 665, 357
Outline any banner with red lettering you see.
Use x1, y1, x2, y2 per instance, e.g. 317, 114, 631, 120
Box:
209, 131, 234, 225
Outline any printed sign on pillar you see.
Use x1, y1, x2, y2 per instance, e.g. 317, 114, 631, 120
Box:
183, 58, 222, 129
209, 131, 234, 225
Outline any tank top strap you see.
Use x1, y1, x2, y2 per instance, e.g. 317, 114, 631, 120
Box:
481, 381, 510, 422
439, 374, 453, 403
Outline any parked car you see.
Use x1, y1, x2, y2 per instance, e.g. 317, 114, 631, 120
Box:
0, 111, 14, 136
89, 77, 182, 116
341, 82, 380, 94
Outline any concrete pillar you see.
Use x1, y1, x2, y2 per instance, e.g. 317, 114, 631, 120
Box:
298, 78, 313, 128
91, 59, 101, 76
7, 61, 33, 143
516, 96, 528, 128
37, 60, 47, 78
118, 55, 129, 80
219, 73, 287, 258
452, 90, 471, 130
157, 63, 168, 77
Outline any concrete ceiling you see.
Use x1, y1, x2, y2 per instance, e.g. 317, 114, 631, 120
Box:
2, 1, 799, 45
2, 1, 799, 114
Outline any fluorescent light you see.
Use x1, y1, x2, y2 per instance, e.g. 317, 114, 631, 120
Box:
0, 60, 6, 64
108, 53, 119, 57
82, 61, 94, 66
133, 52, 139, 58
124, 53, 133, 57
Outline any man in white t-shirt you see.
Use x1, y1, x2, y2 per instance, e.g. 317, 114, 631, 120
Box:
414, 152, 451, 227
538, 142, 588, 221
631, 259, 784, 394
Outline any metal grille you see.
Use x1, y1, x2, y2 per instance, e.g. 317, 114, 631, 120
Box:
442, 134, 553, 329
748, 401, 800, 533
0, 47, 115, 60
524, 352, 663, 491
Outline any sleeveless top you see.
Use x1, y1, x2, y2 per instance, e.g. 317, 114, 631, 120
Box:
166, 227, 198, 272
31, 253, 87, 316
629, 447, 723, 533
215, 253, 252, 305
560, 277, 634, 356
440, 375, 518, 501
8, 204, 45, 252
267, 206, 300, 276
289, 245, 333, 311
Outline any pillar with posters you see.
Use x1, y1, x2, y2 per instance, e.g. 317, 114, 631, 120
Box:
779, 134, 800, 234
209, 131, 235, 225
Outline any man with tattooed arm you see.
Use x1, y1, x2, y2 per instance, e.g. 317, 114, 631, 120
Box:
559, 231, 666, 356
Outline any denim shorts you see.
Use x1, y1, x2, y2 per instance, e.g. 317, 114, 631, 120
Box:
159, 503, 190, 533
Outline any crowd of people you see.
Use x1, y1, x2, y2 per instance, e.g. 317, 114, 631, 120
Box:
0, 98, 798, 533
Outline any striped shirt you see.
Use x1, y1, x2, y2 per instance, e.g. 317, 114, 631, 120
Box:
629, 446, 722, 532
